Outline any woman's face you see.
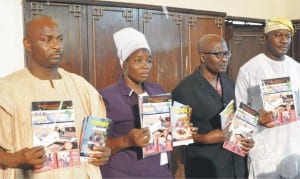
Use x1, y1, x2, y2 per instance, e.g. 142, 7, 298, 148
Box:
123, 48, 152, 83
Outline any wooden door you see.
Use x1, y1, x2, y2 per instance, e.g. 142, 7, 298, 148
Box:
225, 25, 264, 81
139, 9, 184, 92
183, 15, 225, 77
24, 1, 89, 79
87, 6, 139, 89
292, 21, 300, 63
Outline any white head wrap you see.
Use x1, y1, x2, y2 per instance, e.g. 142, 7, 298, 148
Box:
264, 18, 294, 35
113, 27, 151, 67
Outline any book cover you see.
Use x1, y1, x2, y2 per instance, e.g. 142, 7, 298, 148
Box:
31, 100, 80, 172
219, 100, 236, 137
260, 76, 298, 126
79, 116, 111, 158
140, 93, 173, 158
223, 102, 259, 157
170, 101, 194, 146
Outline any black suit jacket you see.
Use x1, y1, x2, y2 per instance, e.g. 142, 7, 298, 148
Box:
172, 69, 247, 178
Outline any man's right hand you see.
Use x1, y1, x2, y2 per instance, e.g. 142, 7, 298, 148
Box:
1, 146, 46, 169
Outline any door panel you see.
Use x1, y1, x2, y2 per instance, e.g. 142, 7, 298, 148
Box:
87, 6, 138, 89
24, 1, 89, 79
226, 25, 264, 81
183, 16, 224, 77
139, 9, 183, 92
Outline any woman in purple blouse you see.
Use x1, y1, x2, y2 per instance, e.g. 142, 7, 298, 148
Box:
98, 27, 173, 178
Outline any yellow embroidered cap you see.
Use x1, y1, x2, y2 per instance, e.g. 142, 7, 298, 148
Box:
264, 17, 294, 35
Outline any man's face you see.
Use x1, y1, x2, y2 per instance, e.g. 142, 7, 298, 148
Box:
265, 29, 292, 60
201, 41, 230, 74
25, 22, 63, 69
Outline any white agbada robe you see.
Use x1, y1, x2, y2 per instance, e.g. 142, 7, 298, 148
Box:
235, 53, 300, 179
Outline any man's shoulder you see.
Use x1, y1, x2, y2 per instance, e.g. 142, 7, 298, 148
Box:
173, 73, 195, 92
59, 68, 87, 82
220, 73, 234, 83
285, 55, 300, 65
242, 53, 264, 66
0, 69, 28, 87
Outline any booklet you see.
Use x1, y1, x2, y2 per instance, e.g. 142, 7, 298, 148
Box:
220, 99, 236, 131
79, 116, 111, 159
139, 93, 173, 158
222, 102, 259, 157
31, 100, 80, 172
170, 101, 194, 146
260, 76, 298, 126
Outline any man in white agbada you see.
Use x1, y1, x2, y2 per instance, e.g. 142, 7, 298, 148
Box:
235, 17, 300, 178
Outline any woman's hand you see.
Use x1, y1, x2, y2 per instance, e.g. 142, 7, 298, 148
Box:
125, 128, 150, 147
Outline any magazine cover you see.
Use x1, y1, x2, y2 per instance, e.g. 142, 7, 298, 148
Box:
31, 100, 80, 172
260, 76, 298, 126
223, 102, 259, 157
79, 116, 111, 159
140, 93, 173, 158
170, 101, 193, 146
220, 99, 236, 131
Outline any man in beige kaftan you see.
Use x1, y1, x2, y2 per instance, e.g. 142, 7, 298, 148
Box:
0, 15, 111, 179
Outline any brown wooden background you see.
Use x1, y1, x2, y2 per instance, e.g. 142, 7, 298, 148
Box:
24, 0, 300, 91
24, 0, 225, 92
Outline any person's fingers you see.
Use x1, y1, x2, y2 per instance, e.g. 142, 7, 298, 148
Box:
240, 138, 254, 153
260, 113, 273, 125
88, 155, 110, 166
88, 147, 111, 166
266, 122, 276, 128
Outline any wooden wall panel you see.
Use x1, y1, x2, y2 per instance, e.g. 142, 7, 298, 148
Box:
87, 6, 138, 89
139, 9, 183, 92
292, 22, 300, 63
226, 25, 264, 81
24, 2, 89, 79
183, 16, 224, 77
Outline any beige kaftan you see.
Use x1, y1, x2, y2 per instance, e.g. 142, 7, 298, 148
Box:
0, 68, 106, 179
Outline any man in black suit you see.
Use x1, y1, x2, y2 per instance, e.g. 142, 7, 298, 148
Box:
172, 34, 254, 178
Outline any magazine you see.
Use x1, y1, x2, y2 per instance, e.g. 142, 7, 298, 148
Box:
170, 101, 193, 146
260, 76, 298, 126
79, 116, 111, 159
31, 100, 80, 172
139, 93, 173, 158
222, 102, 259, 157
219, 99, 235, 131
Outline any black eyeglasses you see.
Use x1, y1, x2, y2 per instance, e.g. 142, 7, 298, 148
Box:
202, 51, 231, 59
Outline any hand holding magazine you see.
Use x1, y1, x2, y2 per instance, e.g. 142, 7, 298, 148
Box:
31, 100, 80, 172
139, 93, 173, 158
221, 102, 259, 157
171, 101, 194, 146
260, 76, 298, 126
79, 116, 111, 159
